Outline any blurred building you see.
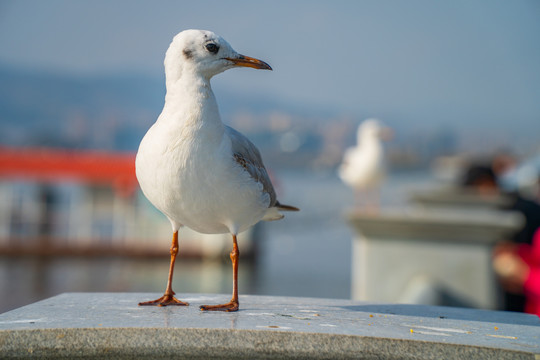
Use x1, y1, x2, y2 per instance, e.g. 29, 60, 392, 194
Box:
0, 147, 254, 259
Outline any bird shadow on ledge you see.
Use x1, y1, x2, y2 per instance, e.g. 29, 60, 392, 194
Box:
336, 303, 540, 327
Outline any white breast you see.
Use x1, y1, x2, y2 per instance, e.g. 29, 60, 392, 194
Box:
338, 140, 385, 189
136, 116, 270, 235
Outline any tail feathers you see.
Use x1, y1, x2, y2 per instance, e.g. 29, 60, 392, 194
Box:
275, 201, 300, 212
262, 201, 300, 222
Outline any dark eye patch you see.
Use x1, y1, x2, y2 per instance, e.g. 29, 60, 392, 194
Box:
183, 49, 193, 59
205, 43, 219, 54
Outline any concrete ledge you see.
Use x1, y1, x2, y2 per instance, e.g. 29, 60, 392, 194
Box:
347, 208, 523, 243
1, 293, 539, 359
347, 209, 523, 308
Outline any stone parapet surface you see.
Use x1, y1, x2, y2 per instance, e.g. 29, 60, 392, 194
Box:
0, 293, 539, 359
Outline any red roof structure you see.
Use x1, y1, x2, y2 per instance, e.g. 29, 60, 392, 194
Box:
0, 147, 138, 196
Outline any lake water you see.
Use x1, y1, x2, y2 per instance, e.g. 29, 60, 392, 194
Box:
0, 169, 438, 313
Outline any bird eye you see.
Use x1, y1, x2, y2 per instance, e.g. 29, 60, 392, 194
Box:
205, 43, 219, 54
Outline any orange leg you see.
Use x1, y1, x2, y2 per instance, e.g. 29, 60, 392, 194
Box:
200, 234, 239, 312
139, 231, 189, 307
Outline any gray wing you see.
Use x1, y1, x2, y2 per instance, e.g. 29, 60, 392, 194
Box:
226, 126, 277, 208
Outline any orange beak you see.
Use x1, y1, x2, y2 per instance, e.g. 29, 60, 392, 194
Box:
226, 54, 272, 70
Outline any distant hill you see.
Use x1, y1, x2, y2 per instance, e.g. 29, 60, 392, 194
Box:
0, 65, 313, 152
0, 65, 357, 170
0, 66, 166, 151
4, 65, 526, 171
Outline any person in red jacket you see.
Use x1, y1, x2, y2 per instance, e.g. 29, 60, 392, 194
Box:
493, 228, 540, 316
461, 162, 540, 314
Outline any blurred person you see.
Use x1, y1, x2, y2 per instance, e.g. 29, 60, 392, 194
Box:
461, 163, 540, 313
461, 164, 498, 196
461, 163, 540, 245
493, 229, 540, 317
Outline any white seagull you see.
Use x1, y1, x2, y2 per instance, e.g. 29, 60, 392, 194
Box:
136, 29, 298, 311
338, 119, 391, 210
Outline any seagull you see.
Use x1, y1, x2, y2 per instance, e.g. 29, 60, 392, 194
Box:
338, 119, 391, 210
135, 29, 298, 312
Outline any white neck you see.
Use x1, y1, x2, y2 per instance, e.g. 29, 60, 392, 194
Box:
165, 71, 211, 104
159, 71, 224, 148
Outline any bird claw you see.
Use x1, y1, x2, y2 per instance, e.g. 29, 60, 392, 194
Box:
199, 301, 239, 312
138, 294, 189, 307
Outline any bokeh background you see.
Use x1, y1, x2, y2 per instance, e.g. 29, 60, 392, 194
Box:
0, 0, 539, 314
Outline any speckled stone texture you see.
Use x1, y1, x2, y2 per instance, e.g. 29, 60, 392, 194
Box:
0, 293, 539, 359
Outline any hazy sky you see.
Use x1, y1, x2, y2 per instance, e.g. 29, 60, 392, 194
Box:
1, 0, 539, 149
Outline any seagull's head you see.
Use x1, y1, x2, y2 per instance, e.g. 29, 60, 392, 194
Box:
358, 119, 393, 143
165, 29, 272, 82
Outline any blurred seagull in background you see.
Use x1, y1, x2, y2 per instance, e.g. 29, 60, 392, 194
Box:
338, 119, 392, 211
135, 29, 298, 312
